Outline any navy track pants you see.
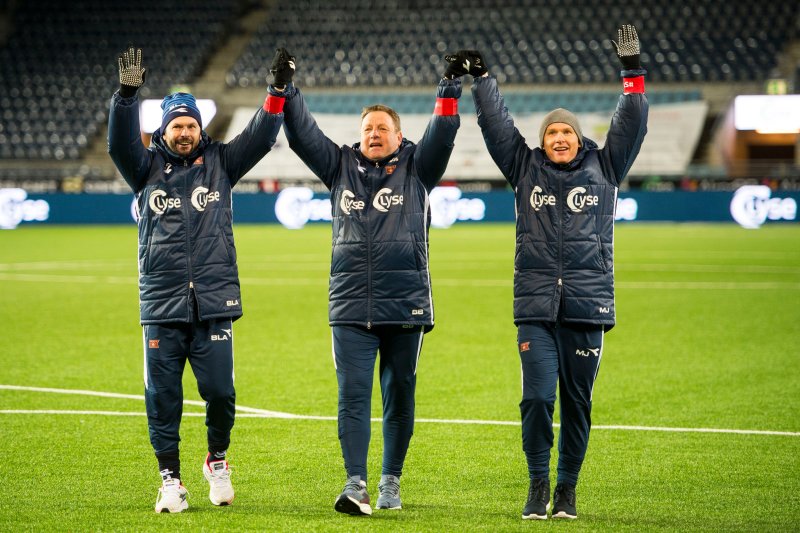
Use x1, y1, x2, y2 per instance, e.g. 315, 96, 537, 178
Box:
517, 321, 603, 486
142, 316, 236, 456
332, 324, 424, 482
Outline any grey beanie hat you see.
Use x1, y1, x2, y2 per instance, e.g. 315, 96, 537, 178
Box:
539, 108, 583, 147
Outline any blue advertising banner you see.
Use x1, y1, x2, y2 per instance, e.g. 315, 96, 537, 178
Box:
1, 186, 797, 230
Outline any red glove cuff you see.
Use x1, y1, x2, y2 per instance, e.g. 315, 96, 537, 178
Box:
263, 95, 285, 114
622, 76, 645, 94
434, 97, 458, 116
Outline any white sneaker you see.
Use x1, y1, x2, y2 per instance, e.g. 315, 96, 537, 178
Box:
155, 478, 188, 513
203, 455, 234, 506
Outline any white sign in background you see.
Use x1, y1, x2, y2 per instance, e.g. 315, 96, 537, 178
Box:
226, 100, 708, 179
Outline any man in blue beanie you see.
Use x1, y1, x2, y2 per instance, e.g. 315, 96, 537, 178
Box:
108, 46, 286, 513
158, 92, 204, 156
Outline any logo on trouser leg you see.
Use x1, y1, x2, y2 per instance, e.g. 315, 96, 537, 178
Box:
575, 348, 600, 357
519, 342, 530, 352
211, 328, 232, 342
149, 339, 160, 349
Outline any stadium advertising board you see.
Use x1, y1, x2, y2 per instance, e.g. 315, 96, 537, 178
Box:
1, 187, 797, 229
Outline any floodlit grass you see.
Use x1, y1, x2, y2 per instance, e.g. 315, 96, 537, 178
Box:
1, 223, 798, 531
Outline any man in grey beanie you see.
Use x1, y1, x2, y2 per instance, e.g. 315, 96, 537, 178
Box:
466, 23, 649, 520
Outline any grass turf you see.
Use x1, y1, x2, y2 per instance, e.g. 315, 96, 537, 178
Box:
0, 223, 798, 531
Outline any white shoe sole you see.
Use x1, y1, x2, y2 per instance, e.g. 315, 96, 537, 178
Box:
155, 500, 188, 513
334, 494, 372, 516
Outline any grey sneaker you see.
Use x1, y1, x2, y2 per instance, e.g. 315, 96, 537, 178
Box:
376, 475, 401, 510
334, 476, 372, 516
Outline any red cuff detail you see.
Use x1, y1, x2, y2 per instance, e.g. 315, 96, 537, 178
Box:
434, 97, 458, 116
622, 76, 645, 94
263, 95, 285, 114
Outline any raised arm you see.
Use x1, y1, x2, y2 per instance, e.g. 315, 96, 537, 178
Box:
603, 24, 649, 186
107, 46, 153, 193
220, 62, 285, 185
268, 48, 341, 190
469, 51, 530, 189
412, 53, 468, 190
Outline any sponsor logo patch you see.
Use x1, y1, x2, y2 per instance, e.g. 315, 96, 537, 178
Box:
530, 186, 556, 211
519, 342, 530, 352
190, 186, 220, 212
149, 339, 160, 349
575, 348, 601, 357
340, 190, 365, 215
566, 186, 599, 213
148, 189, 181, 215
373, 188, 403, 212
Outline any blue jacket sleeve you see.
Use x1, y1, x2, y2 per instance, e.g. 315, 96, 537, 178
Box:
471, 76, 531, 189
107, 92, 153, 194
413, 79, 462, 191
601, 68, 649, 186
220, 104, 283, 186
269, 83, 341, 191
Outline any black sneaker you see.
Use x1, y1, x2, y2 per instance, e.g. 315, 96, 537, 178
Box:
522, 477, 550, 520
552, 483, 577, 519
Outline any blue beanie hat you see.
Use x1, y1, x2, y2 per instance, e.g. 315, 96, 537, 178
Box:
160, 92, 202, 132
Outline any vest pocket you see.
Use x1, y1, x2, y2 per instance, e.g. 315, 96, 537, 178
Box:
596, 234, 607, 273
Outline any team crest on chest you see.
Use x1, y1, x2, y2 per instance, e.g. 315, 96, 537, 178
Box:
386, 165, 396, 175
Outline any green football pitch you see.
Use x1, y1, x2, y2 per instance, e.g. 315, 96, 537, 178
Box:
1, 223, 798, 531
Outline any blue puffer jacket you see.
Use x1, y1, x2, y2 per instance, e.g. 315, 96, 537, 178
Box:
271, 79, 462, 329
472, 72, 648, 329
107, 92, 282, 324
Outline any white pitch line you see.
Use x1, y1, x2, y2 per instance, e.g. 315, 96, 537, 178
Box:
2, 384, 798, 437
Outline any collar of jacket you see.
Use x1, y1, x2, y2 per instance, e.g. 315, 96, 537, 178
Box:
151, 128, 210, 166
352, 139, 410, 167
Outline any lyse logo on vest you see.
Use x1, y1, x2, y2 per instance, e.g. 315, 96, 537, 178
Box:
373, 188, 404, 212
566, 187, 599, 213
191, 186, 221, 212
340, 190, 365, 215
148, 189, 182, 215
530, 186, 556, 211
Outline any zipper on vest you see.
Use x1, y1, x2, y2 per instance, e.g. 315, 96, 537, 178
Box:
366, 168, 374, 328
184, 167, 193, 300
556, 177, 564, 320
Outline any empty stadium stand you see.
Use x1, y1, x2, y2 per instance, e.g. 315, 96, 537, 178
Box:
0, 0, 241, 161
0, 0, 796, 186
228, 0, 798, 88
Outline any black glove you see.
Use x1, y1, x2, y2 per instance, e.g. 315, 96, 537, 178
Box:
613, 24, 641, 70
270, 48, 295, 88
443, 51, 469, 80
444, 50, 488, 80
465, 50, 488, 77
117, 46, 146, 98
